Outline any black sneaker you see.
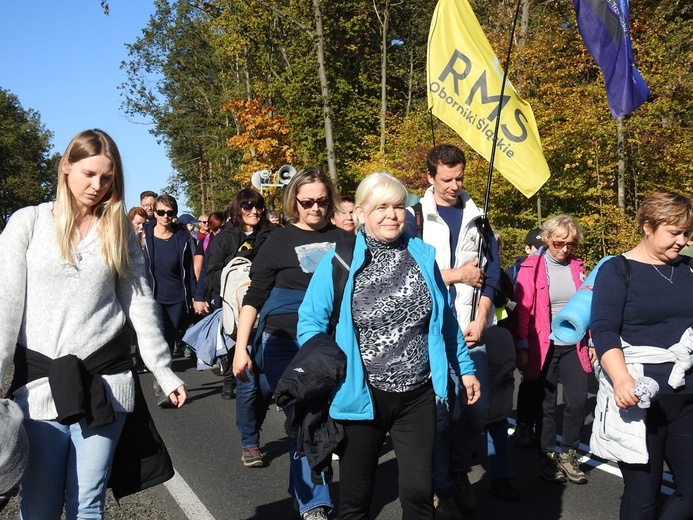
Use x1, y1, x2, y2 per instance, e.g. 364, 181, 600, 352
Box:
540, 452, 567, 483
557, 449, 588, 484
490, 477, 521, 500
221, 380, 236, 400
514, 423, 535, 448
452, 471, 477, 513
433, 490, 462, 520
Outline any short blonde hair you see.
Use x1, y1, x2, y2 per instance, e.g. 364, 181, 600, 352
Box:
281, 167, 339, 224
353, 172, 408, 229
541, 214, 584, 245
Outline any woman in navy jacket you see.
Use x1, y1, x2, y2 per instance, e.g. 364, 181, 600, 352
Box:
143, 194, 196, 355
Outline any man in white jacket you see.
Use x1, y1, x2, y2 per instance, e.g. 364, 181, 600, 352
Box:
406, 144, 504, 517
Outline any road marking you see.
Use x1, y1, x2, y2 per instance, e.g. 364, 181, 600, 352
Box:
507, 418, 674, 495
165, 469, 217, 520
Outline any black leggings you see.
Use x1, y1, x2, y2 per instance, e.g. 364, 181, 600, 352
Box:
338, 382, 436, 520
618, 393, 693, 520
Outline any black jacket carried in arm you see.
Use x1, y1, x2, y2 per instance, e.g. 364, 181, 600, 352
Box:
275, 333, 347, 485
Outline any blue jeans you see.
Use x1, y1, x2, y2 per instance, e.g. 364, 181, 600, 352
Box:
20, 413, 126, 520
433, 344, 490, 491
155, 301, 187, 353
262, 332, 333, 516
236, 368, 273, 449
486, 419, 509, 479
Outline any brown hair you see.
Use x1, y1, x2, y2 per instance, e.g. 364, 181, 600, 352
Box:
282, 167, 339, 224
636, 191, 693, 235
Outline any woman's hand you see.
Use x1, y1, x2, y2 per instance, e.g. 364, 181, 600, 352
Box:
460, 374, 481, 405
516, 349, 529, 372
233, 346, 253, 383
588, 346, 597, 365
612, 375, 639, 410
193, 300, 209, 315
168, 385, 187, 408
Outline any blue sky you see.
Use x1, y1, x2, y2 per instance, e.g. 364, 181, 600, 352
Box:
0, 0, 186, 211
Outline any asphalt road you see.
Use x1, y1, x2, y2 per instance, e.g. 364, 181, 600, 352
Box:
1, 355, 676, 519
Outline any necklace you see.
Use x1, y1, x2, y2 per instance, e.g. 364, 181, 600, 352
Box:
651, 263, 674, 283
78, 214, 96, 239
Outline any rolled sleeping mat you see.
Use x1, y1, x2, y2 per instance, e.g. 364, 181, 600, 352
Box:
550, 255, 613, 344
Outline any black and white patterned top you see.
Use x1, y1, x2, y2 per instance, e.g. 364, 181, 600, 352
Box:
352, 234, 433, 392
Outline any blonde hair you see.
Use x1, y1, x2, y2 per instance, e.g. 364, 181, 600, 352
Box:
353, 172, 408, 229
55, 129, 132, 276
541, 214, 584, 245
282, 167, 339, 224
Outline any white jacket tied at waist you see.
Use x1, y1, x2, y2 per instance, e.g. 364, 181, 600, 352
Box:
589, 328, 693, 464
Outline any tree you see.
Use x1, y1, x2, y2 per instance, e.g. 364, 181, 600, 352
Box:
0, 88, 58, 230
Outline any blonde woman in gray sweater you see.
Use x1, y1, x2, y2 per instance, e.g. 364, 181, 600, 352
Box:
0, 129, 186, 519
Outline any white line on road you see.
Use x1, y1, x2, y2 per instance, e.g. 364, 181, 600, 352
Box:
164, 469, 217, 520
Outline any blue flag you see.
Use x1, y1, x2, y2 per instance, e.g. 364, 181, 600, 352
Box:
573, 0, 650, 118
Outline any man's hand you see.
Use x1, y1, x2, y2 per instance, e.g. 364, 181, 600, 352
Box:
463, 319, 485, 347
441, 258, 485, 288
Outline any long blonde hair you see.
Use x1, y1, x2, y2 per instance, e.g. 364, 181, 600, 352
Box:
55, 129, 132, 276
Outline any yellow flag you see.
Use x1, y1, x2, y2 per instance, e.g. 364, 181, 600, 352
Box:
427, 0, 550, 198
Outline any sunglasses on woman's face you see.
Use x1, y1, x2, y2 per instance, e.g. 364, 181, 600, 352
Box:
241, 202, 265, 212
156, 209, 176, 218
551, 240, 576, 250
296, 197, 330, 209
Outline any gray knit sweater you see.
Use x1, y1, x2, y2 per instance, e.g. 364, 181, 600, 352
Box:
0, 203, 184, 420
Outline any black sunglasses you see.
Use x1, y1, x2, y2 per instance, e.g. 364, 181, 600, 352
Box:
241, 201, 265, 212
156, 209, 176, 218
296, 197, 330, 209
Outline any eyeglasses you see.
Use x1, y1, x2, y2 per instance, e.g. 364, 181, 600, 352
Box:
241, 202, 265, 212
198, 220, 208, 224
155, 209, 176, 218
296, 197, 330, 209
551, 240, 576, 250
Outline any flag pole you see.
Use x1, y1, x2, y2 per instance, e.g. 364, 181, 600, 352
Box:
471, 0, 524, 320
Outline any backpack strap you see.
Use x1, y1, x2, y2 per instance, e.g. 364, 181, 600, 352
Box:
329, 237, 356, 335
412, 202, 424, 239
619, 254, 631, 286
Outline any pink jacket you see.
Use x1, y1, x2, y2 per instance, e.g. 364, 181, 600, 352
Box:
514, 252, 591, 380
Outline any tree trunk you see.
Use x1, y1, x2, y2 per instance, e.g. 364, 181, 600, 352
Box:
519, 0, 529, 47
313, 0, 337, 180
617, 117, 625, 212
379, 0, 390, 155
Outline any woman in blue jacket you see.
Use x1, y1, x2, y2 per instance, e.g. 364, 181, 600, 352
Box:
298, 172, 480, 520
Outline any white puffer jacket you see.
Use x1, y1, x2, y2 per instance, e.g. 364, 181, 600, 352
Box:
590, 329, 693, 463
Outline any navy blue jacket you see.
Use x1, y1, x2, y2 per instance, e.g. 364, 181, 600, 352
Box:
142, 219, 197, 312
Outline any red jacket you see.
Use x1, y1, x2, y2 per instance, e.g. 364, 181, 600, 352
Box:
514, 252, 591, 380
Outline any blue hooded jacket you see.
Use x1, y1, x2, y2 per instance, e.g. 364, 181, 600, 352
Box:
297, 231, 476, 421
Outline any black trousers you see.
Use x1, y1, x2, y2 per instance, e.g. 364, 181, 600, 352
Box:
538, 344, 588, 453
339, 382, 436, 520
618, 393, 693, 520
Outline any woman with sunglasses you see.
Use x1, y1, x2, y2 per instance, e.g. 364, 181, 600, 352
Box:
513, 214, 594, 485
232, 169, 350, 520
143, 194, 197, 356
203, 190, 274, 469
